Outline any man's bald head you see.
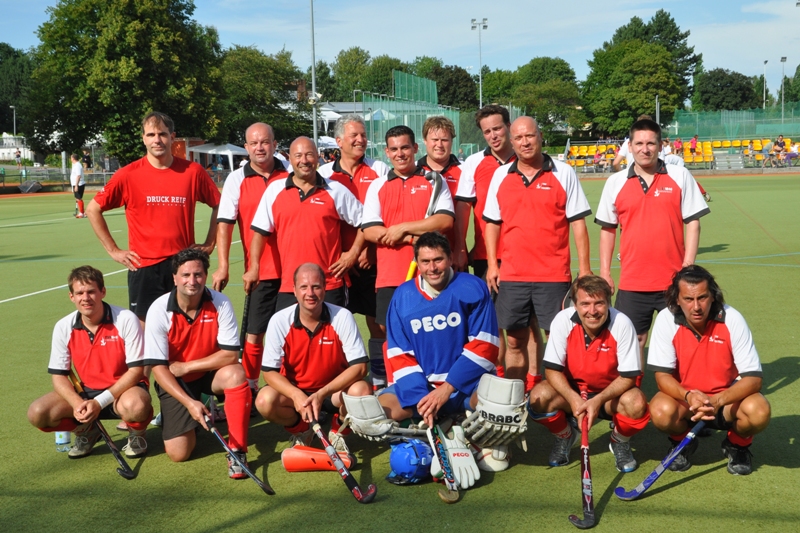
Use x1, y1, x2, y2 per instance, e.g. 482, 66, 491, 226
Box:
509, 116, 543, 165
293, 262, 326, 286
245, 122, 275, 141
290, 136, 316, 154
510, 116, 539, 135
289, 136, 319, 180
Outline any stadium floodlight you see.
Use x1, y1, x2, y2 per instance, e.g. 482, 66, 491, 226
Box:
781, 57, 787, 123
471, 18, 488, 108
310, 0, 318, 146
9, 105, 15, 136
763, 60, 768, 110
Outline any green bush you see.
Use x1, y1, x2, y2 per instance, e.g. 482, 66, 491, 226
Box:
44, 154, 61, 167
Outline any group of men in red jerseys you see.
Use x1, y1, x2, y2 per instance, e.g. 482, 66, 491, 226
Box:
28, 107, 770, 483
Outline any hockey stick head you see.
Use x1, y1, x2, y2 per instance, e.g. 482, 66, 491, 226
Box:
424, 171, 444, 217
116, 467, 137, 480
568, 511, 596, 529
437, 487, 460, 504
355, 483, 378, 504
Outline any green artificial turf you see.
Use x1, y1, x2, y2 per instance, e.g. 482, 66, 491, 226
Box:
1, 175, 798, 532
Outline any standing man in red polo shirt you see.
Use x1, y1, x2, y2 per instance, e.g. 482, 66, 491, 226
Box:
212, 122, 289, 393
528, 276, 648, 471
483, 117, 592, 383
87, 112, 221, 324
256, 263, 371, 451
596, 118, 709, 362
362, 125, 455, 341
246, 136, 363, 310
648, 265, 770, 475
145, 249, 252, 478
319, 115, 389, 390
416, 116, 469, 268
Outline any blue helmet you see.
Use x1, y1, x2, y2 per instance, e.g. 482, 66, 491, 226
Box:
386, 439, 433, 485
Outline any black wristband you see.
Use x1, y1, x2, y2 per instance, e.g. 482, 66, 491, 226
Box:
684, 390, 691, 402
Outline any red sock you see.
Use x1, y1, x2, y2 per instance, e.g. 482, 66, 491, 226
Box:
38, 418, 79, 433
634, 374, 643, 388
727, 431, 753, 447
495, 365, 505, 378
77, 199, 85, 214
286, 417, 310, 434
223, 382, 251, 452
382, 340, 392, 385
526, 373, 542, 392
331, 413, 351, 436
241, 341, 263, 381
532, 409, 569, 436
613, 410, 651, 438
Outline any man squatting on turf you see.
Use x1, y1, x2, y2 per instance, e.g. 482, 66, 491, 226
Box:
648, 265, 770, 475
143, 249, 253, 479
28, 266, 153, 459
342, 232, 530, 488
528, 275, 649, 472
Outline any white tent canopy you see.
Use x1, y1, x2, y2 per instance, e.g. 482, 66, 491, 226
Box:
188, 143, 248, 170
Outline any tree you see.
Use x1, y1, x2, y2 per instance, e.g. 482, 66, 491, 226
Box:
361, 55, 407, 95
26, 0, 223, 164
694, 69, 760, 112
603, 9, 700, 103
409, 56, 443, 80
752, 75, 775, 109
481, 68, 518, 105
585, 40, 681, 136
217, 46, 309, 146
0, 43, 32, 135
305, 60, 336, 103
516, 57, 576, 86
331, 46, 370, 101
512, 78, 586, 145
429, 64, 478, 110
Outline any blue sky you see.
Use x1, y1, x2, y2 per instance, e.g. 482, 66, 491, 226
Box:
4, 0, 799, 99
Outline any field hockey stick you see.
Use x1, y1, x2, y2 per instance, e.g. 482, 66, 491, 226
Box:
427, 424, 460, 504
405, 171, 446, 279
614, 420, 705, 501
179, 380, 275, 495
68, 369, 136, 480
569, 388, 595, 529
239, 292, 250, 357
310, 419, 377, 503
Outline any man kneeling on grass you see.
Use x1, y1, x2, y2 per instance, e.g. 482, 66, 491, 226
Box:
648, 265, 771, 475
144, 248, 252, 479
28, 266, 152, 458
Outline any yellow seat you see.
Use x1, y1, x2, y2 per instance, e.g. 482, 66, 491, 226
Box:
741, 139, 750, 145
704, 155, 714, 163
785, 138, 791, 146
588, 147, 597, 155
702, 141, 712, 148
684, 155, 693, 164
694, 155, 704, 163
576, 159, 585, 167
722, 140, 731, 148
743, 149, 750, 155
570, 146, 579, 155
732, 140, 741, 147
755, 154, 764, 161
712, 140, 722, 148
606, 153, 615, 159
567, 159, 576, 167
762, 138, 771, 144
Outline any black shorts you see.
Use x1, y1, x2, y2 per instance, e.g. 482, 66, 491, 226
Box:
495, 281, 570, 332
155, 372, 217, 441
614, 290, 666, 334
471, 259, 502, 282
346, 266, 377, 317
83, 382, 149, 420
246, 279, 280, 335
128, 258, 174, 320
73, 185, 85, 200
375, 287, 397, 326
275, 286, 347, 312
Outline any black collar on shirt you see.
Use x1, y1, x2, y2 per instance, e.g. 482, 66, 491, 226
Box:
292, 302, 332, 338
482, 146, 517, 165
506, 153, 556, 186
167, 287, 213, 324
571, 310, 612, 349
284, 172, 328, 200
73, 302, 114, 342
673, 304, 726, 340
332, 156, 366, 177
626, 159, 669, 193
243, 158, 285, 180
416, 154, 461, 175
386, 169, 417, 181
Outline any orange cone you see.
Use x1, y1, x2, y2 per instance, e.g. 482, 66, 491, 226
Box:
281, 445, 354, 472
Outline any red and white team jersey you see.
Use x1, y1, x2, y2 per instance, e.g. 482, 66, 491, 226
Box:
250, 174, 363, 292
319, 156, 388, 250
648, 304, 762, 396
48, 303, 145, 390
217, 159, 289, 281
483, 155, 591, 282
93, 157, 221, 267
143, 288, 240, 383
454, 148, 516, 261
362, 171, 455, 289
544, 307, 641, 393
595, 160, 709, 292
262, 303, 368, 393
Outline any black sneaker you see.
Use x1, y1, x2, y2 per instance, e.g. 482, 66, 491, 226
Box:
609, 438, 638, 473
721, 438, 753, 475
667, 436, 699, 472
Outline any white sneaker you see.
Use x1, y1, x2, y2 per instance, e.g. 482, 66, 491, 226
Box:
122, 429, 148, 458
68, 424, 101, 459
289, 428, 314, 448
328, 430, 351, 454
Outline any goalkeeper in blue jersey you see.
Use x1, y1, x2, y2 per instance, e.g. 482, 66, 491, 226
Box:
343, 232, 530, 481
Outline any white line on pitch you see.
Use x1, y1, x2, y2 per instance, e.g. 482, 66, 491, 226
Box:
0, 268, 128, 305
0, 216, 78, 228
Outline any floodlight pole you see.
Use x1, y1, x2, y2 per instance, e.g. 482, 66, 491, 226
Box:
471, 18, 487, 108
310, 0, 318, 146
781, 57, 787, 124
9, 105, 15, 136
763, 60, 768, 110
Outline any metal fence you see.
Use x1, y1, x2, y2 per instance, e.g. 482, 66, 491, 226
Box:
674, 103, 800, 140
